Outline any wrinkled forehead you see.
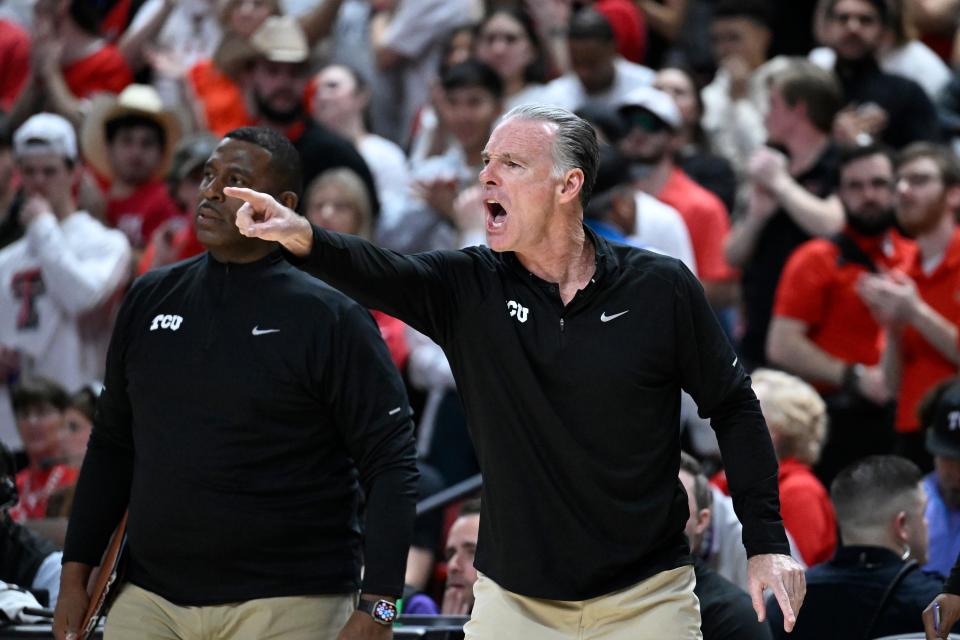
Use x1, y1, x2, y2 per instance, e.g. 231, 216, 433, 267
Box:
487, 116, 556, 152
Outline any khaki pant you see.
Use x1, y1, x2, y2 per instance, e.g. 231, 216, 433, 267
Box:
464, 565, 702, 640
104, 583, 355, 640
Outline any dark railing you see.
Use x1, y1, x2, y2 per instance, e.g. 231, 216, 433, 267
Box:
416, 473, 482, 516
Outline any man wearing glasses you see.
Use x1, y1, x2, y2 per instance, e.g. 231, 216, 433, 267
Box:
858, 143, 960, 471
766, 144, 911, 486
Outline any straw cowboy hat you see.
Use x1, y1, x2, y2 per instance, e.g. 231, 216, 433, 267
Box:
81, 84, 182, 181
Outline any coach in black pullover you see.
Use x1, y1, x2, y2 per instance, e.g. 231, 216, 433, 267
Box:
232, 106, 805, 636
55, 129, 417, 639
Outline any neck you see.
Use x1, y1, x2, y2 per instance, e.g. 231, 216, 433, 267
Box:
515, 211, 595, 299
783, 130, 828, 176
916, 214, 955, 261
51, 198, 77, 220
840, 531, 902, 556
632, 157, 674, 196
464, 144, 485, 169
505, 75, 525, 97
341, 115, 366, 141
109, 180, 139, 200
207, 240, 276, 264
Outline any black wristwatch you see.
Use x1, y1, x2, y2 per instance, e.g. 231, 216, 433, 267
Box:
842, 362, 864, 394
357, 598, 398, 625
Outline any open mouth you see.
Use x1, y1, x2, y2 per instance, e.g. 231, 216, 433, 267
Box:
485, 199, 507, 229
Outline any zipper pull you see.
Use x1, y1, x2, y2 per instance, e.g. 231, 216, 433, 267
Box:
560, 318, 565, 332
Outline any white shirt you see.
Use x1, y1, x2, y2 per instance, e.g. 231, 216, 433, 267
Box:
632, 192, 698, 277
358, 133, 412, 228
0, 211, 130, 448
539, 57, 656, 113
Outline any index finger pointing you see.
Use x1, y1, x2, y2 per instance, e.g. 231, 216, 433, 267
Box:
223, 186, 269, 205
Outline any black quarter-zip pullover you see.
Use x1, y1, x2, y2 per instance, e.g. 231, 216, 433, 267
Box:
288, 224, 789, 600
62, 250, 418, 605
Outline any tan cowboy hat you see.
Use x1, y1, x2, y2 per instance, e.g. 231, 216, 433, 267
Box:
80, 84, 182, 181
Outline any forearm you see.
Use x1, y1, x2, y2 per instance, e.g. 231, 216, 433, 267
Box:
298, 0, 346, 47
771, 178, 844, 238
766, 321, 845, 386
286, 224, 453, 334
40, 69, 84, 129
711, 383, 790, 556
724, 214, 766, 267
360, 461, 419, 596
118, 0, 176, 72
702, 279, 739, 309
62, 435, 133, 566
910, 299, 960, 364
3, 76, 42, 136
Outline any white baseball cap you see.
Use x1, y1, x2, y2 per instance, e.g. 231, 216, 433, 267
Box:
617, 86, 682, 131
13, 112, 78, 161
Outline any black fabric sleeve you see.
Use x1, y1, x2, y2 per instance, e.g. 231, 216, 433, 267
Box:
673, 261, 790, 557
945, 555, 960, 595
322, 303, 419, 597
285, 225, 475, 343
61, 283, 138, 565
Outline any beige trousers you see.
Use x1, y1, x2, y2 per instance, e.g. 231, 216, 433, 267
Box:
464, 565, 702, 640
104, 583, 355, 640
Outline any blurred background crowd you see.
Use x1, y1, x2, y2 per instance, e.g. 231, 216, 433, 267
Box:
2, 0, 960, 636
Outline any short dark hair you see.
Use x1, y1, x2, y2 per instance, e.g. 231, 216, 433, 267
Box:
458, 497, 481, 518
824, 0, 890, 27
479, 7, 547, 84
502, 105, 600, 208
679, 451, 713, 512
68, 386, 98, 424
568, 7, 615, 42
772, 61, 843, 134
105, 115, 166, 148
897, 142, 960, 187
712, 0, 774, 28
11, 377, 70, 415
224, 126, 303, 197
440, 59, 504, 101
831, 455, 922, 531
838, 143, 893, 176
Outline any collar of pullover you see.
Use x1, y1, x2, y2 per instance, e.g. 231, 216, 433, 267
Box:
203, 249, 286, 278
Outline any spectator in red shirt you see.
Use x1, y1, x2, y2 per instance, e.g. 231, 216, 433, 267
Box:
618, 85, 738, 311
80, 84, 182, 251
767, 144, 912, 485
858, 143, 960, 471
0, 18, 29, 112
5, 0, 132, 132
138, 134, 218, 276
751, 368, 837, 567
9, 378, 79, 523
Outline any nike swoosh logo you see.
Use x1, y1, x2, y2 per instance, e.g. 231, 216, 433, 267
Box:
600, 310, 629, 323
252, 326, 280, 336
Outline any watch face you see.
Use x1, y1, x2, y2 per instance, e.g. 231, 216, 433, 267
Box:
373, 600, 397, 624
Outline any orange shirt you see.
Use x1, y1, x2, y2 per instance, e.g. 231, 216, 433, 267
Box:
773, 228, 914, 391
657, 166, 738, 283
63, 44, 132, 98
896, 228, 960, 432
187, 59, 251, 137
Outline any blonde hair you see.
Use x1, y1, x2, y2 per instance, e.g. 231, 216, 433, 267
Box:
304, 168, 374, 240
751, 368, 828, 465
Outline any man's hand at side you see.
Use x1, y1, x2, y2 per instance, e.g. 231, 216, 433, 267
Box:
748, 553, 806, 632
53, 562, 92, 640
226, 187, 314, 257
336, 610, 393, 640
924, 593, 960, 639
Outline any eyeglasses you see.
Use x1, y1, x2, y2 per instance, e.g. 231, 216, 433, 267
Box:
622, 109, 669, 133
897, 173, 941, 189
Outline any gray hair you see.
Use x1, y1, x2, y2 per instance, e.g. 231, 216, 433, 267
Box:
497, 104, 599, 208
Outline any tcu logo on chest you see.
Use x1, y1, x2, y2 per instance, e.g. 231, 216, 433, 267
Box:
506, 300, 529, 323
150, 314, 184, 331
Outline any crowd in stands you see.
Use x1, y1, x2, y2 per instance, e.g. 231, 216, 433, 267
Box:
2, 0, 960, 636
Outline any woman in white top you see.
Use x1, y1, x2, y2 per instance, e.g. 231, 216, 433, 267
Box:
312, 63, 412, 226
474, 7, 549, 110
